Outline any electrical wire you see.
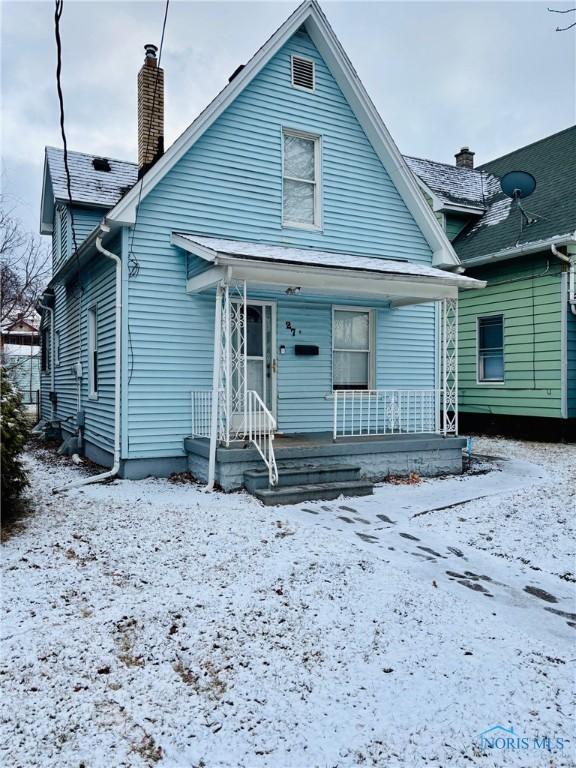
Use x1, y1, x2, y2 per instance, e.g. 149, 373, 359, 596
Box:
127, 0, 170, 385
54, 0, 80, 269
54, 0, 84, 371
127, 0, 170, 280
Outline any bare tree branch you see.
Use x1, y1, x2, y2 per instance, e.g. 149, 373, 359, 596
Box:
0, 197, 50, 325
548, 6, 576, 30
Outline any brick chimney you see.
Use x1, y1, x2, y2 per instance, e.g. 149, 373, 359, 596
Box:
455, 146, 475, 169
138, 43, 164, 178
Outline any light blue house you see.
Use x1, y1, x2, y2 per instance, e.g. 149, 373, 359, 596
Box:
38, 0, 483, 502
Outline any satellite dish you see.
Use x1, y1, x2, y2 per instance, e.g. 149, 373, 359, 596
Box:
500, 170, 536, 200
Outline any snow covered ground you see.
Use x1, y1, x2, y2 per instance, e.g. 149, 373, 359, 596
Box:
2, 438, 574, 767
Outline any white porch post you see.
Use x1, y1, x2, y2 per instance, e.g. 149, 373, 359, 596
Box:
441, 296, 458, 435
206, 283, 224, 490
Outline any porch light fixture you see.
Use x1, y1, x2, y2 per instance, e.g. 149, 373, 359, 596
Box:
285, 286, 301, 295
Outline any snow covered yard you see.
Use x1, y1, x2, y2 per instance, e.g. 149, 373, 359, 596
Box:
1, 438, 574, 768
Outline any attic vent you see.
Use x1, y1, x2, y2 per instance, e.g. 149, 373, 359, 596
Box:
92, 157, 111, 172
291, 56, 315, 91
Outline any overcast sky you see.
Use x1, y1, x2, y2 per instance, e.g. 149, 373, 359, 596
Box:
1, 0, 574, 235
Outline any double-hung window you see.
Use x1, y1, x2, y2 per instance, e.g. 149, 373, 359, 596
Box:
478, 315, 504, 382
332, 308, 373, 390
88, 306, 98, 398
282, 129, 321, 229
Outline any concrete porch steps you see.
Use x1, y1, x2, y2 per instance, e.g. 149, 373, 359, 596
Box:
244, 463, 374, 505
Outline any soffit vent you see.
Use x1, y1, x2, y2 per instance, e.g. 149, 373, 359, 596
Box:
291, 56, 315, 91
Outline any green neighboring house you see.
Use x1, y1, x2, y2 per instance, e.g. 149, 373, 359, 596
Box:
406, 126, 576, 436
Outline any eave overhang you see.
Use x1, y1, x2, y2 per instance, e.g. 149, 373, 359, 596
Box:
173, 233, 484, 306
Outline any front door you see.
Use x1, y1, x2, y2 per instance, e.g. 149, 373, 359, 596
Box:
231, 301, 277, 428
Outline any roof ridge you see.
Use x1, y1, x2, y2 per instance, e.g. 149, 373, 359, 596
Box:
46, 145, 137, 167
405, 154, 485, 176
478, 124, 576, 169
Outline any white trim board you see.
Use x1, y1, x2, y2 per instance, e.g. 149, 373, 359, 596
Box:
105, 0, 459, 269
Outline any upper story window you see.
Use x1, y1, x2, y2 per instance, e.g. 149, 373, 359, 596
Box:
291, 55, 315, 91
478, 314, 504, 383
282, 129, 321, 230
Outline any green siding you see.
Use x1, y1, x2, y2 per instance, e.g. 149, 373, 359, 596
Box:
445, 214, 470, 242
459, 253, 565, 418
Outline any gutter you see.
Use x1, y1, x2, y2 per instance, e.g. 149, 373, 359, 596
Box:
461, 232, 576, 269
53, 223, 122, 492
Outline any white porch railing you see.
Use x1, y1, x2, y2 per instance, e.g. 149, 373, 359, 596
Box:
247, 390, 278, 487
191, 390, 213, 438
333, 389, 440, 438
191, 388, 278, 486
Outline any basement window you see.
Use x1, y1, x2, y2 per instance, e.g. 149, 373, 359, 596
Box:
291, 55, 315, 91
477, 314, 504, 383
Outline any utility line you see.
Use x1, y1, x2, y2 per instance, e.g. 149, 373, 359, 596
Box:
127, 0, 170, 279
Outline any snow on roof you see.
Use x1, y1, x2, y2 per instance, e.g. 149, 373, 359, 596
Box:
404, 156, 492, 210
174, 233, 482, 288
46, 147, 138, 208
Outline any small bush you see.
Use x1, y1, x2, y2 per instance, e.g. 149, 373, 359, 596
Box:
1, 367, 30, 507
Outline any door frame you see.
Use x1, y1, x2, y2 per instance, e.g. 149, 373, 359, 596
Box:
231, 298, 278, 422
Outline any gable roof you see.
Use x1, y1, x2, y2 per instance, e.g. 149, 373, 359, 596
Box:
40, 147, 138, 234
453, 126, 576, 263
404, 155, 489, 212
99, 0, 458, 268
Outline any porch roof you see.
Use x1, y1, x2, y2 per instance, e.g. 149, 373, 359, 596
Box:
173, 233, 485, 304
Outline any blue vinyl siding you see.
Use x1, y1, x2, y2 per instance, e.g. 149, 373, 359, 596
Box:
71, 206, 102, 244
124, 29, 437, 458
44, 244, 117, 455
52, 205, 103, 274
136, 29, 432, 262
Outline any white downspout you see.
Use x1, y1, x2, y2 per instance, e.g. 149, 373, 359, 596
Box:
38, 301, 55, 419
53, 223, 122, 493
551, 244, 576, 316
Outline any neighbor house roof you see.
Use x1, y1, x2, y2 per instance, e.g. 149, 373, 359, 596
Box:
404, 156, 489, 211
453, 126, 576, 263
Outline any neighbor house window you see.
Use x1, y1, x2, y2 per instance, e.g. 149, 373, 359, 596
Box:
282, 129, 321, 229
478, 315, 504, 382
88, 306, 98, 398
332, 308, 373, 390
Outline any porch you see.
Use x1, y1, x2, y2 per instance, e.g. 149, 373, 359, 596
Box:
184, 431, 467, 494
172, 234, 482, 496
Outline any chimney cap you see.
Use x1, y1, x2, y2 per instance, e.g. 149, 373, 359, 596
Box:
144, 43, 158, 59
455, 146, 475, 169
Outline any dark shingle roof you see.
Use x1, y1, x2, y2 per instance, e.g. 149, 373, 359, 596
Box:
404, 155, 489, 210
46, 147, 138, 208
453, 126, 576, 261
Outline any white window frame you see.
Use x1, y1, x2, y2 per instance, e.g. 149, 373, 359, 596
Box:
87, 305, 98, 399
477, 313, 505, 384
282, 128, 322, 231
290, 54, 315, 92
332, 306, 375, 391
